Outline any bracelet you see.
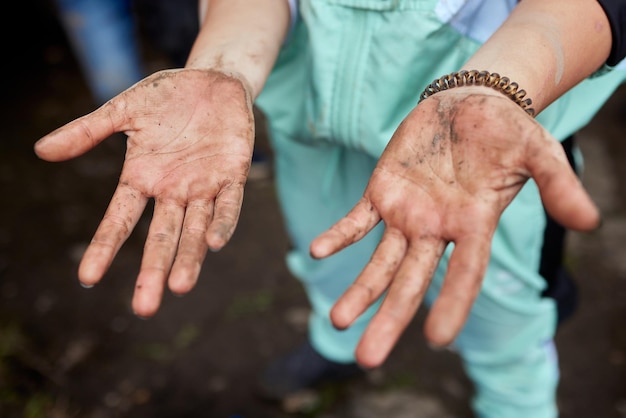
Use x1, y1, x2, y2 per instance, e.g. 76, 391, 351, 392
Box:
418, 70, 535, 117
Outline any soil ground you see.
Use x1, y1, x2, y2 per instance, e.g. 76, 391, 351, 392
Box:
0, 2, 625, 417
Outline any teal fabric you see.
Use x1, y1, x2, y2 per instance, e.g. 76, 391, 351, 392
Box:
255, 0, 626, 416
425, 180, 560, 417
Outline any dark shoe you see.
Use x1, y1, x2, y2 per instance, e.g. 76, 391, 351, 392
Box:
256, 339, 364, 401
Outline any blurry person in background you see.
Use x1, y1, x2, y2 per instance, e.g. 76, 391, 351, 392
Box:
53, 0, 144, 105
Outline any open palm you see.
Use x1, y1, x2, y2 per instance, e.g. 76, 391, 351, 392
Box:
35, 69, 255, 316
310, 90, 600, 367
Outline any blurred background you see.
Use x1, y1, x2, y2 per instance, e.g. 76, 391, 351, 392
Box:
0, 1, 625, 417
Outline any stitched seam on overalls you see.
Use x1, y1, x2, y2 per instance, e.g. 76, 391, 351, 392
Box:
326, 0, 437, 11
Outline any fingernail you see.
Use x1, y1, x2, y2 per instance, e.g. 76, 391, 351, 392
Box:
427, 342, 443, 351
133, 312, 150, 320
34, 137, 48, 147
79, 282, 94, 289
427, 342, 450, 352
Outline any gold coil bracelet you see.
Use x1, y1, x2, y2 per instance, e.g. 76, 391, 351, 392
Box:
418, 70, 535, 117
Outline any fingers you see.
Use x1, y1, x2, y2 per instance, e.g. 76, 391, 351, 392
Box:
79, 183, 147, 287
132, 201, 185, 318
310, 197, 381, 259
168, 200, 212, 295
81, 179, 244, 317
34, 102, 123, 162
135, 180, 244, 314
423, 232, 492, 347
527, 134, 600, 231
205, 182, 245, 250
354, 237, 446, 368
330, 228, 407, 329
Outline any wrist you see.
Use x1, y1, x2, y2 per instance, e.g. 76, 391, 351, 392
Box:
419, 70, 535, 116
186, 0, 290, 100
186, 55, 261, 100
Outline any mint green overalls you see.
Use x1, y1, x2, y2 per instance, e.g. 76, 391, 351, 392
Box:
255, 1, 626, 416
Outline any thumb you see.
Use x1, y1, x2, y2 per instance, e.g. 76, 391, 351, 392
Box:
526, 134, 600, 231
34, 101, 122, 162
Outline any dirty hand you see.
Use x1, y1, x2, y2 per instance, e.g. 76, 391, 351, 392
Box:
310, 88, 600, 368
34, 69, 255, 317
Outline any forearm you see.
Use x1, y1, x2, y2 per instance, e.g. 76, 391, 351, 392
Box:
462, 0, 612, 114
186, 0, 291, 100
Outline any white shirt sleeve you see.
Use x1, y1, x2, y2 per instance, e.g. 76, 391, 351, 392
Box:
287, 0, 299, 39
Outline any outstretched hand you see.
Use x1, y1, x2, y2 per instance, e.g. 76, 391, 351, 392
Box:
310, 88, 600, 368
35, 69, 255, 317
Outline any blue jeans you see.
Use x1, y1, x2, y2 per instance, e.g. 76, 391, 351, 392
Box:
54, 0, 144, 104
